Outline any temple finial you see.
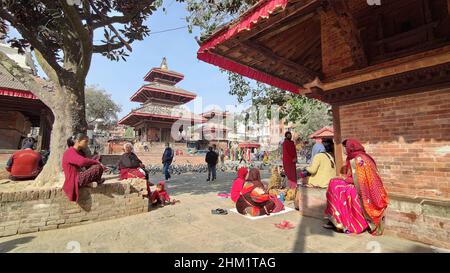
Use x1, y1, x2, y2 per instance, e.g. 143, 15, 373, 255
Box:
160, 57, 168, 70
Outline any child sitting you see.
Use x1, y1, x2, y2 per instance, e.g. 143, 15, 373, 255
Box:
151, 181, 171, 207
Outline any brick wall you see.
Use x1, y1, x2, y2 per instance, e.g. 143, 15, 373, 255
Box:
0, 179, 149, 237
339, 88, 450, 199
320, 3, 365, 77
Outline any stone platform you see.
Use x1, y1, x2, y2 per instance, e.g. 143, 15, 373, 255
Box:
0, 178, 149, 237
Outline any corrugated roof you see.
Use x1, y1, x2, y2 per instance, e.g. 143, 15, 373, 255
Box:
0, 64, 29, 91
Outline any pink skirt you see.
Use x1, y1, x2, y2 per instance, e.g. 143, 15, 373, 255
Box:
324, 178, 369, 234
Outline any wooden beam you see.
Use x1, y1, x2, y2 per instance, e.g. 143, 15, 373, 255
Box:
258, 12, 316, 42
238, 0, 321, 42
323, 0, 368, 69
242, 40, 317, 81
332, 104, 344, 176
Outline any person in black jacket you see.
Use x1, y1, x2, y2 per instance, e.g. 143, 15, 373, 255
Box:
162, 142, 174, 181
205, 146, 219, 181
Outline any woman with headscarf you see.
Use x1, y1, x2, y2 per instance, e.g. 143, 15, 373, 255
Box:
324, 139, 389, 235
236, 168, 277, 217
230, 167, 248, 203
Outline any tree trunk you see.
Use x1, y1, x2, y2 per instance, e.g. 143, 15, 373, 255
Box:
35, 81, 87, 186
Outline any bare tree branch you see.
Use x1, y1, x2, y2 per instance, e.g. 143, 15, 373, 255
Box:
58, 0, 93, 78
93, 41, 128, 53
90, 0, 157, 29
0, 6, 64, 76
88, 0, 132, 52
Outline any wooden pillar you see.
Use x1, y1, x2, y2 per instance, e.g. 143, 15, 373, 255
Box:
332, 104, 344, 175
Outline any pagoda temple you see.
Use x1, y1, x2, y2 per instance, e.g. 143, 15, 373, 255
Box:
119, 58, 205, 143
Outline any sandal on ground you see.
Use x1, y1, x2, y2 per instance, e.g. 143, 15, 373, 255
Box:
322, 221, 334, 229
211, 208, 228, 215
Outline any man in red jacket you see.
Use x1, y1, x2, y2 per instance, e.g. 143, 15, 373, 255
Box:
282, 131, 298, 189
6, 141, 43, 181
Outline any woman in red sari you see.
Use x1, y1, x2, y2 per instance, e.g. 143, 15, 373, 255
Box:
324, 139, 389, 235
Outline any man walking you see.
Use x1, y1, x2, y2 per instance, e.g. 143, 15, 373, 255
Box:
205, 146, 219, 181
162, 142, 174, 181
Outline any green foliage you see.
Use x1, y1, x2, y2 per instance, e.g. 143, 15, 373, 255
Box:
123, 127, 135, 138
176, 0, 258, 37
85, 85, 122, 126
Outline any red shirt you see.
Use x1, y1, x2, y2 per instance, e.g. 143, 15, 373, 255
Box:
6, 149, 43, 180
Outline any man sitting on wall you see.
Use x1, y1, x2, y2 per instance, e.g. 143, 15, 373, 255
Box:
5, 139, 44, 181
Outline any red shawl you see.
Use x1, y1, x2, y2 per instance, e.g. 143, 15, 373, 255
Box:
62, 147, 99, 202
230, 167, 248, 203
119, 168, 145, 180
344, 139, 389, 235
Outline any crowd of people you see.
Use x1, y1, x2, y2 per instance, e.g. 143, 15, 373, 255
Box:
4, 129, 389, 236
228, 131, 389, 236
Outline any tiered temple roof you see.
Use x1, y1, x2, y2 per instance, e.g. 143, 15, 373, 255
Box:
119, 58, 204, 127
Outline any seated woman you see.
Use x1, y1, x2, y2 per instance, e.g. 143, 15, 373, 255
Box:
118, 143, 153, 194
118, 143, 148, 180
300, 140, 336, 188
323, 139, 389, 235
246, 168, 266, 189
236, 168, 277, 217
230, 167, 248, 203
62, 134, 105, 203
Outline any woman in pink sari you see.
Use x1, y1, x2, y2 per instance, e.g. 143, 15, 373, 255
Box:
324, 139, 389, 235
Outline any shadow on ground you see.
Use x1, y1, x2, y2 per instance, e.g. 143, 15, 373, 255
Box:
162, 170, 271, 197
292, 187, 334, 253
0, 236, 34, 253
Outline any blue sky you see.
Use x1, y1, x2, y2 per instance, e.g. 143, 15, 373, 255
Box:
85, 2, 248, 118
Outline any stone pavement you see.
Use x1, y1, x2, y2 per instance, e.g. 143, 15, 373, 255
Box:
0, 171, 441, 253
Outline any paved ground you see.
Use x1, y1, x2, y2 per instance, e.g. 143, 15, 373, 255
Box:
0, 170, 440, 253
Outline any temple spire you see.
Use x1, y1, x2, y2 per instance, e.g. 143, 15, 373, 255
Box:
160, 57, 168, 70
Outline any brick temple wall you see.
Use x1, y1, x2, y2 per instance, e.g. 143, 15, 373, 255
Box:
0, 180, 149, 237
339, 88, 450, 199
0, 111, 31, 150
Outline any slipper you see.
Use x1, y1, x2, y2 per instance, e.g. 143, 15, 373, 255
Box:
211, 208, 228, 215
274, 220, 295, 230
322, 223, 335, 229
